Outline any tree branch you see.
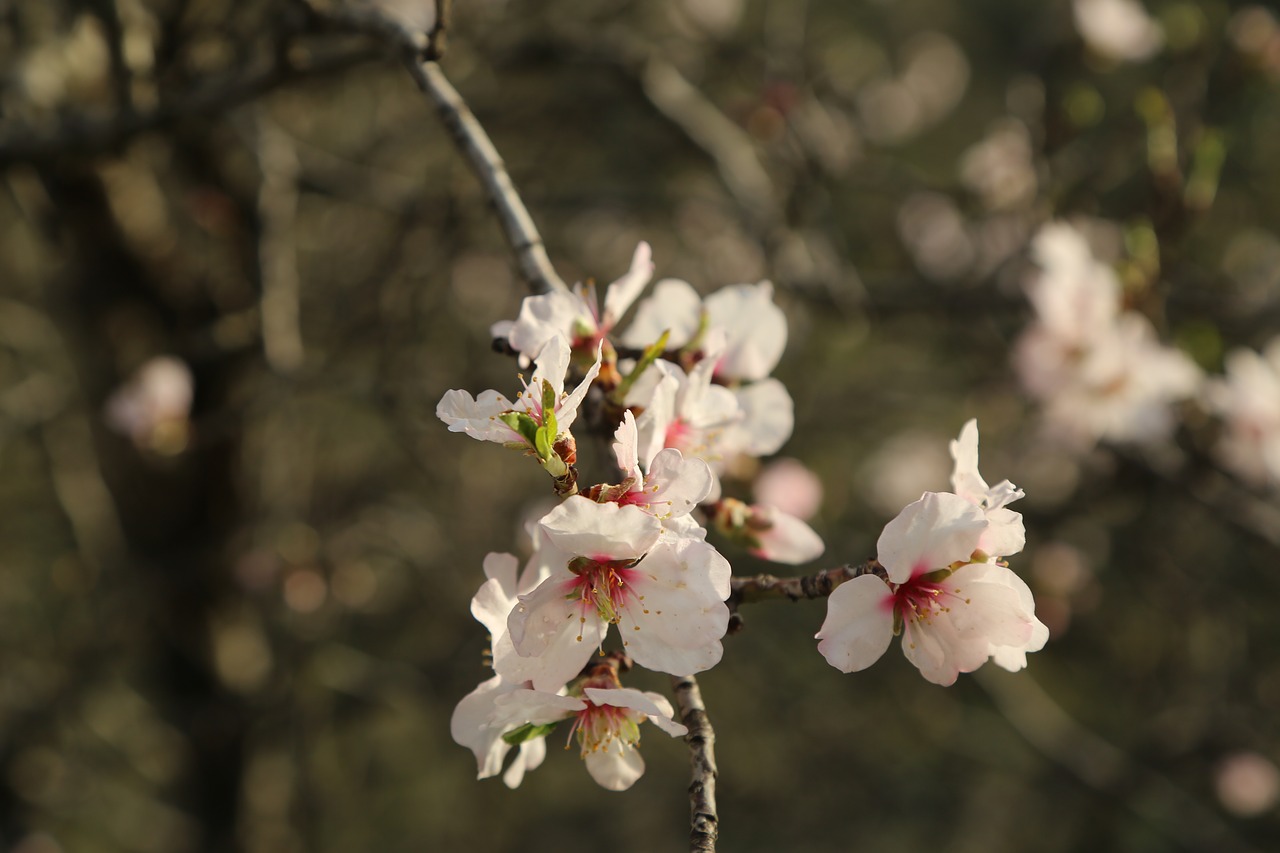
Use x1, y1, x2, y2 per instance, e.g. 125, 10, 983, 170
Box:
727, 560, 885, 633
671, 674, 718, 853
408, 60, 568, 295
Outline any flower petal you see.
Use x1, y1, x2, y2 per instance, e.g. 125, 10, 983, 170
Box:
876, 491, 988, 583
816, 575, 895, 673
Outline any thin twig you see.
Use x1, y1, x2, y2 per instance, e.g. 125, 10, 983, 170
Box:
671, 674, 718, 853
408, 61, 568, 295
727, 560, 885, 633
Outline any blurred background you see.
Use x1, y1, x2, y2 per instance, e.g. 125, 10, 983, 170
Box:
2, 0, 1280, 850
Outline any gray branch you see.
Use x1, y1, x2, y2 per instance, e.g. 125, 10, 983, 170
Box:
671, 673, 719, 853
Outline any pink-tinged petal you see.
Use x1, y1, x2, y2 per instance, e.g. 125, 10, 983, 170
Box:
645, 450, 713, 518
978, 507, 1026, 558
705, 281, 788, 381
503, 738, 546, 789
731, 379, 794, 456
612, 410, 642, 480
602, 242, 655, 329
471, 576, 513, 639
816, 575, 896, 673
584, 743, 646, 792
539, 498, 662, 560
450, 675, 516, 779
949, 419, 989, 504
901, 617, 966, 686
634, 369, 678, 468
506, 575, 603, 691
483, 551, 519, 591
582, 688, 689, 738
754, 458, 823, 521
946, 580, 1035, 648
620, 278, 703, 349
436, 389, 518, 443
618, 541, 730, 675
750, 507, 824, 565
555, 341, 603, 434
876, 492, 988, 583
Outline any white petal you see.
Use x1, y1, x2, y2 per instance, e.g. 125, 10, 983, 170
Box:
530, 335, 572, 399
509, 292, 591, 361
503, 738, 546, 789
491, 688, 585, 728
876, 492, 988, 583
555, 341, 604, 434
751, 507, 824, 565
584, 742, 645, 791
602, 242, 655, 329
582, 687, 688, 738
506, 574, 603, 691
949, 418, 989, 503
704, 281, 788, 381
450, 675, 515, 779
612, 410, 642, 480
816, 575, 895, 673
730, 379, 794, 456
645, 449, 714, 518
539, 497, 662, 560
436, 389, 518, 443
471, 575, 514, 640
620, 278, 703, 349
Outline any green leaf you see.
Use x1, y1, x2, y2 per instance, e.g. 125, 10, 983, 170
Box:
540, 380, 558, 439
497, 411, 540, 448
501, 721, 559, 746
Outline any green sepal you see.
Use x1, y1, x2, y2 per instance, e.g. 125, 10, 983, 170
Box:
501, 721, 559, 746
918, 568, 953, 584
497, 411, 540, 448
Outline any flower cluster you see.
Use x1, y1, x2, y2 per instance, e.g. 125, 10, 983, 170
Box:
1204, 338, 1280, 489
817, 421, 1048, 685
1013, 222, 1201, 448
440, 245, 824, 789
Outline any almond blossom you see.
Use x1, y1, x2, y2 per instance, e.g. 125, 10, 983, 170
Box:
493, 242, 654, 362
816, 491, 1047, 686
450, 674, 549, 789
597, 410, 714, 522
453, 671, 687, 792
949, 419, 1025, 559
621, 279, 788, 382
1204, 339, 1280, 489
437, 335, 601, 476
507, 497, 731, 691
1014, 222, 1201, 448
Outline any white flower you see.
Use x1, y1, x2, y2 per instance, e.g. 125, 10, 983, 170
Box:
437, 335, 602, 471
605, 410, 714, 520
622, 279, 787, 382
1073, 0, 1163, 63
1014, 223, 1202, 448
816, 491, 1047, 686
508, 497, 731, 691
494, 242, 654, 361
456, 676, 687, 792
949, 419, 1026, 559
633, 358, 742, 500
450, 674, 549, 788
1205, 340, 1280, 488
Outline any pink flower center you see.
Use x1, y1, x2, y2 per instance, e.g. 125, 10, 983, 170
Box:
664, 419, 692, 451
568, 556, 642, 625
889, 564, 963, 626
568, 700, 640, 757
